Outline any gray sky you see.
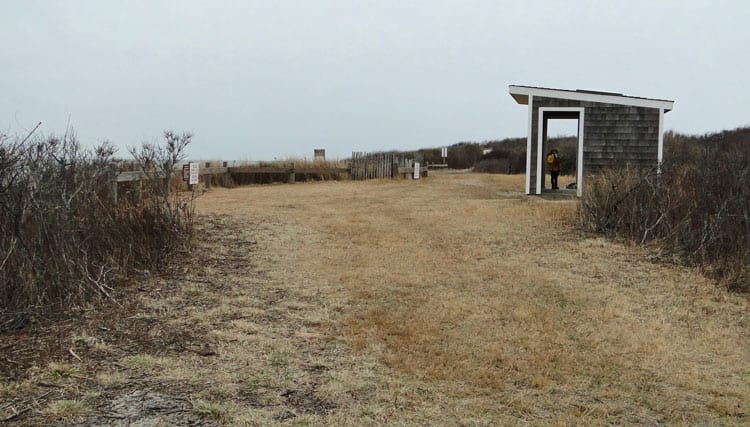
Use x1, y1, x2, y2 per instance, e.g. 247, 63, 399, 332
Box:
2, 1, 748, 160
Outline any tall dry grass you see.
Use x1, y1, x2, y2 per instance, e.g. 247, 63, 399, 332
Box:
257, 157, 348, 169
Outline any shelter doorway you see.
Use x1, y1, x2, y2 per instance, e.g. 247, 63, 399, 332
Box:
536, 108, 584, 197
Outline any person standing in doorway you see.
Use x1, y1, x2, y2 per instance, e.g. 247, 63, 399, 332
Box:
546, 149, 561, 189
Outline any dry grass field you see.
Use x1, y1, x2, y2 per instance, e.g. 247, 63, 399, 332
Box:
2, 171, 749, 425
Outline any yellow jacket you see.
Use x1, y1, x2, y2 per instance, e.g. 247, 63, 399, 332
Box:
546, 153, 560, 172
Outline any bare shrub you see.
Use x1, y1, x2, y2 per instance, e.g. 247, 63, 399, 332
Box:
0, 129, 195, 329
579, 165, 666, 240
474, 158, 509, 174
407, 143, 484, 169
579, 127, 750, 291
477, 136, 575, 175
476, 145, 526, 174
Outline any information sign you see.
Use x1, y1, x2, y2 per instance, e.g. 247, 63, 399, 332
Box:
189, 162, 199, 185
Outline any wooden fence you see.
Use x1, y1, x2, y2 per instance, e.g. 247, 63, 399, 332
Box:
350, 152, 423, 180
112, 165, 342, 202
112, 157, 426, 201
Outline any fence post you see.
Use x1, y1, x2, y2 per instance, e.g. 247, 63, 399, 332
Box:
163, 170, 171, 198
136, 178, 142, 201
109, 173, 118, 204
289, 162, 295, 183
204, 170, 211, 189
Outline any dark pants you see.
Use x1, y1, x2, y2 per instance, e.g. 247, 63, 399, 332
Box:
550, 171, 559, 189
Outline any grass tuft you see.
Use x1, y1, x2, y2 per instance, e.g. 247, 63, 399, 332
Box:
45, 362, 78, 381
192, 399, 232, 422
44, 399, 89, 422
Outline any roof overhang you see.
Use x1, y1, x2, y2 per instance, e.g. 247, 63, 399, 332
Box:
509, 85, 674, 112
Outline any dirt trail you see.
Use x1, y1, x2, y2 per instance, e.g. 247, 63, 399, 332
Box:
2, 172, 748, 425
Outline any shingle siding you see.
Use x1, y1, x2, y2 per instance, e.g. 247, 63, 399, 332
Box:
529, 96, 661, 193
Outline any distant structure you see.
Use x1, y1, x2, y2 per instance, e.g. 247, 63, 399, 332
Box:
509, 85, 674, 197
314, 149, 326, 161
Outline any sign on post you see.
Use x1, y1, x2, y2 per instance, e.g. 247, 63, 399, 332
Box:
188, 162, 199, 185
182, 164, 190, 181
413, 162, 420, 179
441, 147, 448, 158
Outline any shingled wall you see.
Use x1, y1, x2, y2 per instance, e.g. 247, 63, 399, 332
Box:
529, 96, 660, 193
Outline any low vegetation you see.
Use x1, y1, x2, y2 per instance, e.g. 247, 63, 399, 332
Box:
580, 126, 750, 291
0, 129, 195, 330
426, 128, 749, 292
402, 136, 577, 173
2, 120, 749, 424
1, 172, 748, 425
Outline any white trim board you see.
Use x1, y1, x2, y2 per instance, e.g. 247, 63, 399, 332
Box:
658, 108, 665, 165
510, 85, 674, 112
536, 112, 544, 194
576, 113, 585, 198
525, 95, 533, 194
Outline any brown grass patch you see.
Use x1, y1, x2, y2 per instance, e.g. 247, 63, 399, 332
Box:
199, 171, 749, 424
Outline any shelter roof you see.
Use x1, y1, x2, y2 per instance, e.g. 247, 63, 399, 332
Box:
509, 85, 674, 112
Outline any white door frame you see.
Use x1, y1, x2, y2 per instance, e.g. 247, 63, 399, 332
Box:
535, 107, 585, 197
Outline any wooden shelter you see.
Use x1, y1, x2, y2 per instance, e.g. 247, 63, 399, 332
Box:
509, 85, 674, 196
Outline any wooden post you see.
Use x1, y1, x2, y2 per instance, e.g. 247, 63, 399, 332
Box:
109, 175, 118, 204
289, 162, 295, 183
221, 162, 229, 187
163, 170, 170, 198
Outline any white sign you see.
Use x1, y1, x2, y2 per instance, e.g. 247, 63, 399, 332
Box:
188, 162, 200, 185
441, 147, 448, 158
413, 162, 420, 179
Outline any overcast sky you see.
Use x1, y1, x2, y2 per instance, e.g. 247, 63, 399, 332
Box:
1, 1, 748, 160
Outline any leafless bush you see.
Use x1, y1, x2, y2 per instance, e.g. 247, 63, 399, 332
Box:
402, 143, 484, 169
0, 129, 195, 329
474, 158, 508, 173
441, 143, 484, 169
476, 147, 526, 174
477, 136, 575, 175
579, 128, 750, 291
